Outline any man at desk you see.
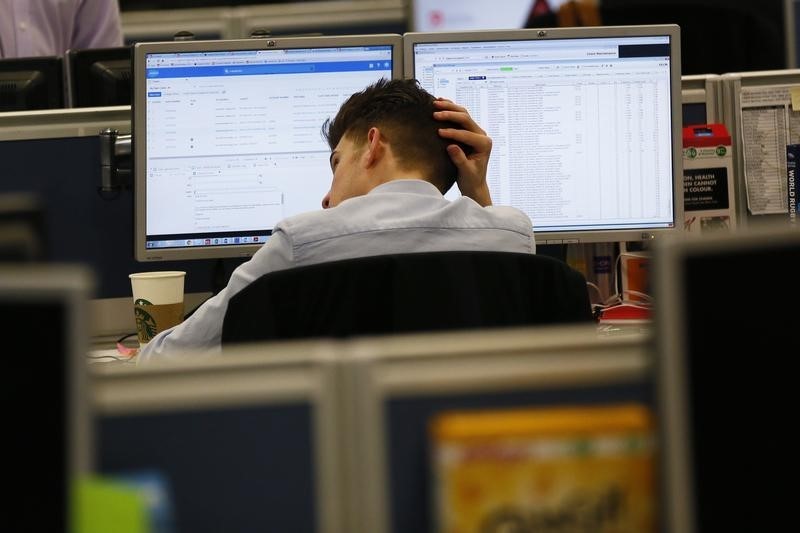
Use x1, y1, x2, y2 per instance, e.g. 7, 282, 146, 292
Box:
137, 79, 535, 362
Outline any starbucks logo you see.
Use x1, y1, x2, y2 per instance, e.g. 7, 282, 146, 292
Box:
134, 298, 157, 341
715, 146, 727, 157
685, 147, 697, 159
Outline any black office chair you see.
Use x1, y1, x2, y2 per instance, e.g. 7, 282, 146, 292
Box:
221, 251, 593, 345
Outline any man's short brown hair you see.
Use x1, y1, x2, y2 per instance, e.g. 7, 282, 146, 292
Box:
322, 78, 465, 193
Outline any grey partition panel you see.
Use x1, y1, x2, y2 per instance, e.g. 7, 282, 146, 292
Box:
721, 69, 800, 227
121, 1, 406, 41
92, 346, 344, 533
235, 1, 406, 37
787, 0, 798, 68
341, 325, 652, 533
121, 7, 238, 42
0, 109, 247, 298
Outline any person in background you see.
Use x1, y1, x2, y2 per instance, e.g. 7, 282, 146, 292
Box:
137, 78, 536, 362
0, 0, 123, 58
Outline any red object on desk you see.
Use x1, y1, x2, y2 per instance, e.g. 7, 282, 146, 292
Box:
682, 123, 731, 147
598, 304, 652, 322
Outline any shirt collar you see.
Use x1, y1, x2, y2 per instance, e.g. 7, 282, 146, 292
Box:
367, 179, 443, 197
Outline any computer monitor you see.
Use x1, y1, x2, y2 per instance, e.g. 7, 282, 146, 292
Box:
95, 343, 343, 533
652, 224, 797, 533
405, 25, 683, 245
66, 46, 132, 107
0, 56, 64, 111
2, 265, 93, 532
681, 74, 722, 127
133, 34, 402, 262
342, 325, 653, 533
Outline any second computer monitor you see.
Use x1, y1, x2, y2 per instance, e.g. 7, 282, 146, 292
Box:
133, 34, 402, 261
405, 24, 683, 244
0, 56, 64, 111
67, 46, 132, 108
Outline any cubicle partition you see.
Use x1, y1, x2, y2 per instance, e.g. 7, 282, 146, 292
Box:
721, 69, 800, 227
121, 6, 238, 43
235, 1, 406, 37
90, 325, 654, 533
0, 107, 248, 335
120, 0, 407, 42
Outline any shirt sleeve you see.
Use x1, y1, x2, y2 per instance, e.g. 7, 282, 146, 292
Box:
136, 229, 295, 363
72, 0, 123, 49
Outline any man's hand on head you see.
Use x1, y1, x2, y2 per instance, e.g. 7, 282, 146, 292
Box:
434, 98, 493, 207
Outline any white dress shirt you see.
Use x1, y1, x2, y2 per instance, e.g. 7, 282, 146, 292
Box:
0, 0, 122, 58
137, 179, 536, 362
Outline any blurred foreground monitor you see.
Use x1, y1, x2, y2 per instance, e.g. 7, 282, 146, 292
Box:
2, 265, 93, 532
654, 224, 798, 532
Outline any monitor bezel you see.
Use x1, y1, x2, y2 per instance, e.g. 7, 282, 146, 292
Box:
133, 34, 403, 262
403, 24, 684, 245
0, 264, 93, 527
652, 225, 800, 533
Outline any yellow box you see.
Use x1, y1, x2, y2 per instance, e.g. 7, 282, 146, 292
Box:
429, 404, 655, 533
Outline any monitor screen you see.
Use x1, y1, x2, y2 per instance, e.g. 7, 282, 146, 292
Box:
67, 46, 132, 108
682, 102, 707, 127
0, 56, 64, 111
133, 34, 402, 261
653, 225, 797, 532
405, 25, 683, 244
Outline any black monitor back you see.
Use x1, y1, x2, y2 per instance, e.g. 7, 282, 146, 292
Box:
0, 55, 64, 111
67, 46, 132, 107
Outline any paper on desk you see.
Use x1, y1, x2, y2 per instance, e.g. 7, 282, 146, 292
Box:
739, 85, 799, 214
88, 348, 136, 364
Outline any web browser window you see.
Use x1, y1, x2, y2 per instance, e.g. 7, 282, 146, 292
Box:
413, 34, 676, 240
143, 45, 393, 251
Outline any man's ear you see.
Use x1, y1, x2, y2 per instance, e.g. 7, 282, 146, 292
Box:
364, 126, 385, 168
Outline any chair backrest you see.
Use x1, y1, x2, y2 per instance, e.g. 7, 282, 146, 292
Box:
221, 251, 593, 345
